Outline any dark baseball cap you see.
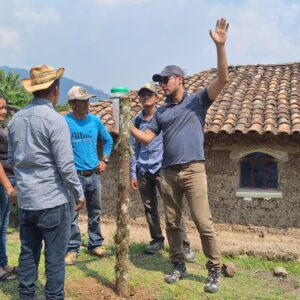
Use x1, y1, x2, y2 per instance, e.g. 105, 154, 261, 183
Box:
152, 65, 185, 82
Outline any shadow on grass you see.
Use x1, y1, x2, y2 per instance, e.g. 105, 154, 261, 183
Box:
0, 277, 45, 299
74, 252, 116, 292
128, 242, 206, 283
72, 242, 206, 296
0, 278, 20, 300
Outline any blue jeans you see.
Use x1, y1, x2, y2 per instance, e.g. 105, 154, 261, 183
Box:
18, 203, 71, 300
67, 173, 103, 253
0, 177, 16, 267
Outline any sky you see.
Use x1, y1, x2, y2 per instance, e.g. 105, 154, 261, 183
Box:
0, 0, 300, 95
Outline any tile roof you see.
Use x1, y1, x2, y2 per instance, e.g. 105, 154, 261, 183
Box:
89, 62, 300, 136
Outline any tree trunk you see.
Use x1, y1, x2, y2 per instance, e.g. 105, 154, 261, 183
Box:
115, 97, 131, 298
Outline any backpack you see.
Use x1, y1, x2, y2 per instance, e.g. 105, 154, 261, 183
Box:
134, 105, 159, 129
134, 116, 142, 129
133, 116, 142, 151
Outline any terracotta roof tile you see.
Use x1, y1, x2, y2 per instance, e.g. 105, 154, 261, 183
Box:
83, 62, 300, 136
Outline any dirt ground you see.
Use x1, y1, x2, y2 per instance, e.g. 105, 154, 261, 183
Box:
65, 216, 300, 299
66, 276, 156, 300
80, 216, 300, 261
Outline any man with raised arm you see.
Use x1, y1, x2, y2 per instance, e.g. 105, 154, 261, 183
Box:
130, 18, 229, 293
130, 83, 195, 262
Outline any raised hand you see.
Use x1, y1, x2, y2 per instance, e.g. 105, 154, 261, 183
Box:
209, 18, 229, 46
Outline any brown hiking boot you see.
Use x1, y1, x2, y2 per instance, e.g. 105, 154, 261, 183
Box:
89, 246, 112, 258
65, 252, 77, 266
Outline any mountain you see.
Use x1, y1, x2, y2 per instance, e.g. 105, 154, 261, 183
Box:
0, 66, 109, 104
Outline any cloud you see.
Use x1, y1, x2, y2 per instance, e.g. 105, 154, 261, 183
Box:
14, 7, 60, 25
0, 26, 21, 50
93, 0, 148, 8
205, 0, 300, 65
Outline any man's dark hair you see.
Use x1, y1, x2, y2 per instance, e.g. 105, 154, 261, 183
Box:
0, 95, 7, 102
175, 75, 185, 86
32, 79, 59, 99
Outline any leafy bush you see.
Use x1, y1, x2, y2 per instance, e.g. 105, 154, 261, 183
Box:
55, 103, 70, 112
0, 70, 31, 108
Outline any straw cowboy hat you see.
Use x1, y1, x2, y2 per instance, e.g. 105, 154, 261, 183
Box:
22, 65, 64, 93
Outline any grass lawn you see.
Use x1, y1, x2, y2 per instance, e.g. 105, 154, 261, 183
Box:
1, 229, 300, 299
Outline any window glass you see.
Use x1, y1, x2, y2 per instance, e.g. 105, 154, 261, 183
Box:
240, 152, 278, 189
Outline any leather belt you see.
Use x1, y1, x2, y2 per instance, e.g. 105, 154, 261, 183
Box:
77, 167, 99, 177
166, 160, 205, 170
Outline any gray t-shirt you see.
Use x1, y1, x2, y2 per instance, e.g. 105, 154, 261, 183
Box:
148, 88, 212, 168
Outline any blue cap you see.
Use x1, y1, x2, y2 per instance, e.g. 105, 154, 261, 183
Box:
152, 65, 185, 82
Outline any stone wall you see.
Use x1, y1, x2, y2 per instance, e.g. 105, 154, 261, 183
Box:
205, 133, 300, 228
100, 133, 300, 228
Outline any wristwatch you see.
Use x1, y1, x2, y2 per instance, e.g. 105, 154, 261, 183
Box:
102, 157, 110, 164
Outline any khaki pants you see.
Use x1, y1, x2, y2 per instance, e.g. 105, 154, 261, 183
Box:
160, 161, 220, 268
138, 171, 191, 246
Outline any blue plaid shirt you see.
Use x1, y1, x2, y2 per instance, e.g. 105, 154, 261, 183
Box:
8, 98, 84, 210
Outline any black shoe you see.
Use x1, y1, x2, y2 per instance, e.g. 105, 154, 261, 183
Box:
204, 267, 220, 293
183, 245, 195, 263
164, 262, 188, 284
144, 240, 164, 254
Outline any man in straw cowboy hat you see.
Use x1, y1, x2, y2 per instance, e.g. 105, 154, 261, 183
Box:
7, 65, 86, 299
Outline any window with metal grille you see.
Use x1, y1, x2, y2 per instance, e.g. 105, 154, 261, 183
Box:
240, 152, 278, 189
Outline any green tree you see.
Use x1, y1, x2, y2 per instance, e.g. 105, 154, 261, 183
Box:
0, 70, 31, 108
55, 103, 70, 112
